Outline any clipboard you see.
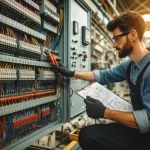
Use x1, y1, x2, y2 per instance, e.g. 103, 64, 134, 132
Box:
75, 82, 95, 99
75, 82, 133, 112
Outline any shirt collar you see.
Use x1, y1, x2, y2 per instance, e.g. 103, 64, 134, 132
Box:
134, 52, 150, 70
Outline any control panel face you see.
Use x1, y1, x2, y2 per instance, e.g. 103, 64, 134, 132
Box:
69, 0, 91, 118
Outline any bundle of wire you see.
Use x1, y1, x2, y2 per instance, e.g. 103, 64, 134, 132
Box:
58, 76, 73, 97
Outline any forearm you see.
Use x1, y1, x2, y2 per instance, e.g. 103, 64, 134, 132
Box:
73, 71, 95, 82
104, 108, 138, 129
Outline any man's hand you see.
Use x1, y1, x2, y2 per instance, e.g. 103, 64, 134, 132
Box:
52, 62, 75, 77
84, 96, 106, 119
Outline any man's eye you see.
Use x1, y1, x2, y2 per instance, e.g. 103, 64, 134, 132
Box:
115, 36, 121, 40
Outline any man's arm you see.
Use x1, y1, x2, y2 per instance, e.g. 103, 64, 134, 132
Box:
51, 62, 95, 81
74, 71, 95, 82
104, 108, 138, 129
85, 96, 139, 129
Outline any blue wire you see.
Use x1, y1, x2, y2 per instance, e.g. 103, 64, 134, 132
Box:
51, 23, 64, 50
5, 115, 13, 143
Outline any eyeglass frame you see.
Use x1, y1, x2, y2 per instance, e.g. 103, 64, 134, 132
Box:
112, 31, 131, 43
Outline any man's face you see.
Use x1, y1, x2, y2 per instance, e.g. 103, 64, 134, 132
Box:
112, 28, 133, 58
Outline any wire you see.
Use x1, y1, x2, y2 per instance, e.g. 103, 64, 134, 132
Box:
0, 122, 4, 137
58, 76, 73, 97
57, 9, 64, 33
51, 9, 64, 50
96, 119, 102, 124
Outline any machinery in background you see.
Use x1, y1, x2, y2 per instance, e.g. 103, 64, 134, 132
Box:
85, 0, 130, 97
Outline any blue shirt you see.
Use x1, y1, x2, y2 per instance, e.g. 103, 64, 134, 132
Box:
93, 52, 150, 133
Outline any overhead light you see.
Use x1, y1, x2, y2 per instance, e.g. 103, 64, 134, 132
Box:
147, 40, 150, 43
144, 31, 150, 37
142, 14, 150, 22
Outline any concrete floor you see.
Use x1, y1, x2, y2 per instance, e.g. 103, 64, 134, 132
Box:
26, 142, 81, 150
54, 140, 81, 150
25, 138, 81, 150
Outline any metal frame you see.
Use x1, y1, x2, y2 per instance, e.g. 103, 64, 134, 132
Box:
0, 54, 51, 67
64, 0, 71, 122
0, 95, 57, 116
0, 14, 45, 40
23, 0, 39, 10
2, 121, 63, 150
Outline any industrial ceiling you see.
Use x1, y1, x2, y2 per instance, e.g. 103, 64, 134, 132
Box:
99, 0, 150, 30
97, 0, 150, 49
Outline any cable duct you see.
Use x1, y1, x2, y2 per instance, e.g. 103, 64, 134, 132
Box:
63, 115, 90, 134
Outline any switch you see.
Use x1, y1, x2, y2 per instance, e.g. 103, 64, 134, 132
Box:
72, 40, 78, 43
84, 54, 88, 59
72, 64, 76, 67
78, 54, 82, 57
71, 47, 76, 50
73, 21, 78, 35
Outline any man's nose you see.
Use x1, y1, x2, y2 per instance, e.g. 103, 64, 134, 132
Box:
113, 42, 117, 48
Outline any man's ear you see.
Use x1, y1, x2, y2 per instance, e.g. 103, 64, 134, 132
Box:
130, 29, 138, 42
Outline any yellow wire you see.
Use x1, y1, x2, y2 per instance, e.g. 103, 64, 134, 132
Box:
6, 27, 10, 37
58, 9, 64, 32
10, 28, 16, 38
24, 35, 28, 43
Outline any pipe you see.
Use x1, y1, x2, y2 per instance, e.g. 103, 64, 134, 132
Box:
107, 0, 120, 16
91, 0, 111, 21
73, 117, 86, 128
63, 116, 89, 134
113, 0, 116, 8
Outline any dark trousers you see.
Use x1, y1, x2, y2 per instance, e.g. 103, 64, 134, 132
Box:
78, 123, 150, 150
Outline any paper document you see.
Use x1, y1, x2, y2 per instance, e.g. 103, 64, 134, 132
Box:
76, 82, 133, 112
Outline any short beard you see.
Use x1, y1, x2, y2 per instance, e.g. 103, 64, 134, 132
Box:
118, 37, 133, 58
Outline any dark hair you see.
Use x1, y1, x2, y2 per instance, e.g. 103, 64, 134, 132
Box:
107, 11, 146, 41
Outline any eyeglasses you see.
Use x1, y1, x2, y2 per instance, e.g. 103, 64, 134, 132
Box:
112, 31, 130, 43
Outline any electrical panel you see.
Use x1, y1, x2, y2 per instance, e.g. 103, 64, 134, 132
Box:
66, 0, 91, 118
0, 0, 63, 149
0, 0, 91, 149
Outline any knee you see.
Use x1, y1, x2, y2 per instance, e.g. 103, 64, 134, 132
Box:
78, 126, 91, 148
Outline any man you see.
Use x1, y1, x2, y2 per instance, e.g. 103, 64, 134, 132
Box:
52, 11, 150, 150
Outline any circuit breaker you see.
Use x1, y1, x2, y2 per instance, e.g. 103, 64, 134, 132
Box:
0, 0, 63, 149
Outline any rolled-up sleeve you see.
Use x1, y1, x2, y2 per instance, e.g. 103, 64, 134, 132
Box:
93, 70, 100, 83
92, 60, 131, 85
133, 110, 149, 133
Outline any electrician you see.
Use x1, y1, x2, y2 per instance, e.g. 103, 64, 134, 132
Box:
51, 11, 150, 150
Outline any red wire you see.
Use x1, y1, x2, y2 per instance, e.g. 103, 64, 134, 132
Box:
32, 117, 47, 128
0, 122, 4, 136
1, 25, 4, 35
